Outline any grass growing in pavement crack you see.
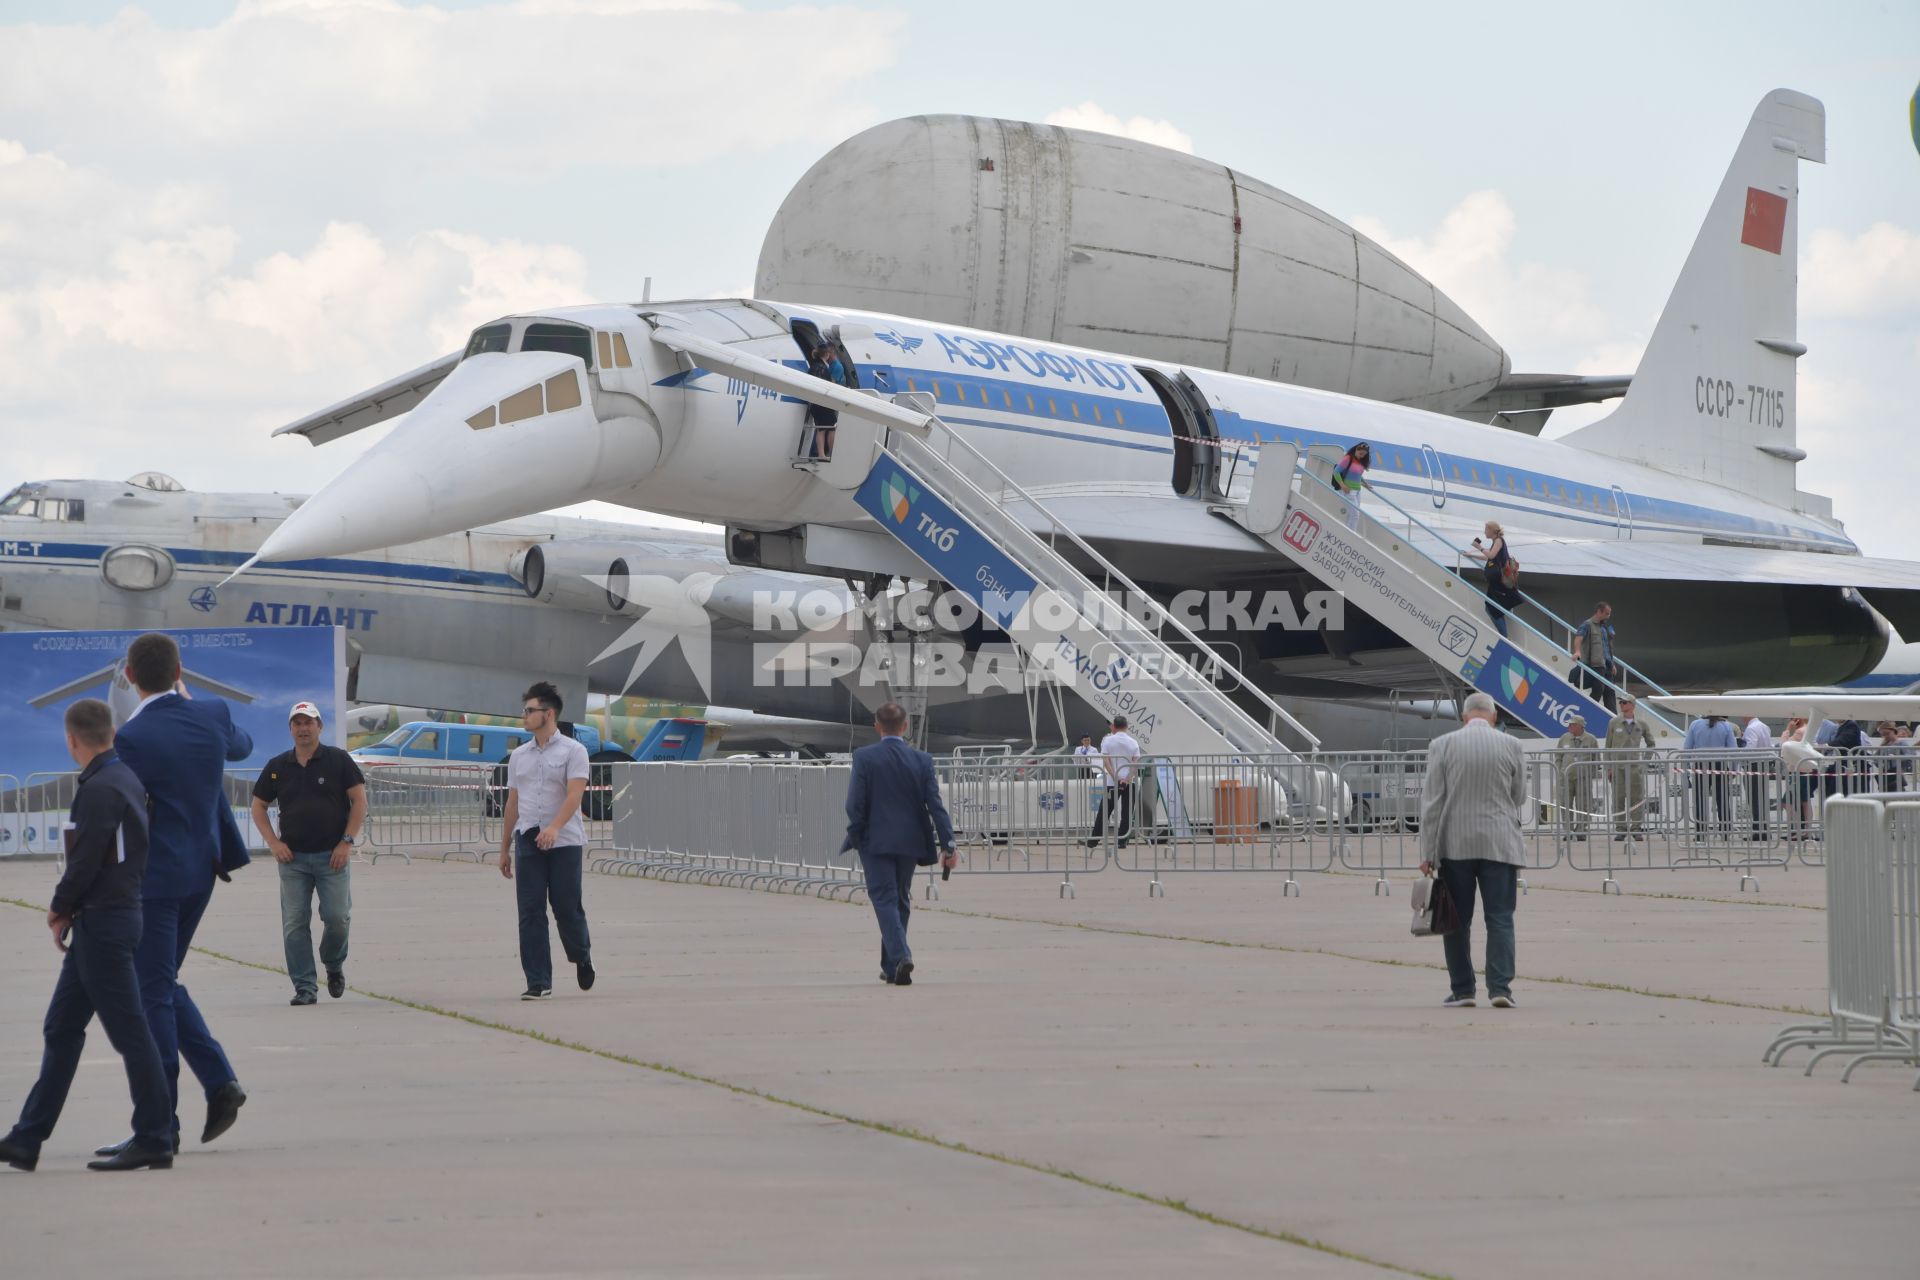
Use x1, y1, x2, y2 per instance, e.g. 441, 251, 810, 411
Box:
0, 894, 1448, 1278
1316, 867, 1828, 912
919, 905, 1822, 1018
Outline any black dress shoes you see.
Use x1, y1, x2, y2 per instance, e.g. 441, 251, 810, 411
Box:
201, 1081, 247, 1144
87, 1142, 173, 1171
576, 960, 595, 991
94, 1130, 179, 1158
290, 990, 317, 1006
327, 970, 346, 999
892, 959, 914, 986
0, 1134, 37, 1171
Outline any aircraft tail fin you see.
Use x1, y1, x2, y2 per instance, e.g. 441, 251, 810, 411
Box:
1564, 90, 1824, 508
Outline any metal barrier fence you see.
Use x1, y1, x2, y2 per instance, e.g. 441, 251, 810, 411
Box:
1764, 796, 1920, 1089
359, 765, 500, 863
1546, 749, 1797, 893
940, 753, 1346, 897
1104, 754, 1345, 898
0, 746, 1877, 901
1321, 748, 1819, 895
0, 764, 557, 869
599, 760, 866, 897
340, 748, 1878, 897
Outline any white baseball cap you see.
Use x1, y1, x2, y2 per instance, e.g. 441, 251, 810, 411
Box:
288, 701, 323, 721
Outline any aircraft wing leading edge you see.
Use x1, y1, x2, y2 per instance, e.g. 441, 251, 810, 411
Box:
275, 350, 462, 446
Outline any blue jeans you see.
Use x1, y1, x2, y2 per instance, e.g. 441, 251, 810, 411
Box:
279, 852, 351, 994
1484, 600, 1510, 638
9, 907, 173, 1153
138, 887, 237, 1130
859, 852, 917, 976
1439, 858, 1518, 998
514, 835, 589, 989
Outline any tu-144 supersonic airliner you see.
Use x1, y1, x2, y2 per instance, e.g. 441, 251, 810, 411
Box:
250, 90, 1920, 724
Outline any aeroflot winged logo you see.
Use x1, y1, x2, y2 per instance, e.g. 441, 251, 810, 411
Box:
883, 473, 920, 524
875, 331, 924, 354
1500, 655, 1536, 707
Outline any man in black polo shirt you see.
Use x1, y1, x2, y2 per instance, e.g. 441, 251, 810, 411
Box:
1, 699, 174, 1172
250, 701, 365, 1006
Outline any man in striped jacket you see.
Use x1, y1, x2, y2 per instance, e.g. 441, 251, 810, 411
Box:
1418, 692, 1528, 1009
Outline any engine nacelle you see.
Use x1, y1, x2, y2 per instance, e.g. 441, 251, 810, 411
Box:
510, 542, 651, 613
507, 540, 845, 627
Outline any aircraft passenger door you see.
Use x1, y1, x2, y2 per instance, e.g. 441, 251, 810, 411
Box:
1174, 374, 1224, 499
1139, 367, 1222, 499
1610, 484, 1633, 540
828, 323, 895, 396
1419, 444, 1446, 509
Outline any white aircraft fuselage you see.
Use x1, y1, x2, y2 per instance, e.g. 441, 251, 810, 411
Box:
256, 296, 1896, 693
252, 91, 1917, 702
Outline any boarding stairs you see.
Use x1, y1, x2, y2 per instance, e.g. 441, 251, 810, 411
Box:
1229, 443, 1682, 742
812, 401, 1320, 761
642, 322, 1318, 761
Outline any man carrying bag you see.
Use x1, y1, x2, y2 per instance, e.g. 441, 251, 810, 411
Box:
1416, 692, 1529, 1008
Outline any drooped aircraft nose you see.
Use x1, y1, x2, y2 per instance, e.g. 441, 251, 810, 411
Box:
256, 351, 661, 562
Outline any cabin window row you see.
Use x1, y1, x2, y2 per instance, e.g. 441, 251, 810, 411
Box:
1271, 436, 1621, 515
901, 376, 1126, 427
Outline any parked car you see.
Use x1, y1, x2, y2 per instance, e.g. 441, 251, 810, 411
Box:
353, 718, 709, 821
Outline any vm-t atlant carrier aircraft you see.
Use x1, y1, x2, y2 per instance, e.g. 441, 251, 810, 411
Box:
250, 91, 1920, 755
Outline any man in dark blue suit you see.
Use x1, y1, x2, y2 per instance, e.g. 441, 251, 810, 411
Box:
840, 703, 955, 986
96, 633, 253, 1157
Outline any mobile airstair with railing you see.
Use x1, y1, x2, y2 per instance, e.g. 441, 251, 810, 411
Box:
1228, 443, 1680, 741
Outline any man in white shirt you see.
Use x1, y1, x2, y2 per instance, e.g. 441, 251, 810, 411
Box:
1073, 734, 1100, 773
1086, 717, 1142, 849
499, 681, 593, 1000
1742, 715, 1774, 842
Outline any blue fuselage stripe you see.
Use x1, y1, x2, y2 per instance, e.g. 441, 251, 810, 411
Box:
837, 358, 1849, 552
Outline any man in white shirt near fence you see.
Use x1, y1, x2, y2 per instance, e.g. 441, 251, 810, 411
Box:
498, 680, 594, 1001
1086, 717, 1142, 850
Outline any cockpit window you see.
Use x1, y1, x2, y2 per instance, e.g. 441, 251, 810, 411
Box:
466, 370, 585, 430
522, 322, 594, 367
465, 323, 512, 358
499, 385, 544, 425
0, 484, 45, 516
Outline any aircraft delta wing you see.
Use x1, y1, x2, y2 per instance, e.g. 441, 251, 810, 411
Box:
256, 90, 1920, 747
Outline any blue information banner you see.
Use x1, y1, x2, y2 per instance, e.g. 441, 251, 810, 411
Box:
1471, 638, 1613, 739
0, 625, 345, 781
853, 457, 1038, 628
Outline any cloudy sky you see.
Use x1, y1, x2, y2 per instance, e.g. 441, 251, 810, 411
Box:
1, 0, 1915, 554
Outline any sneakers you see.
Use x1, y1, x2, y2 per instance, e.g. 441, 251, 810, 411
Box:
520, 986, 553, 1000
1490, 993, 1516, 1008
326, 970, 346, 999
1441, 993, 1476, 1008
892, 959, 915, 987
576, 961, 595, 992
289, 990, 317, 1006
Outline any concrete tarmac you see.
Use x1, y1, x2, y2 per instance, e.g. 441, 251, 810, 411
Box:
0, 853, 1913, 1278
